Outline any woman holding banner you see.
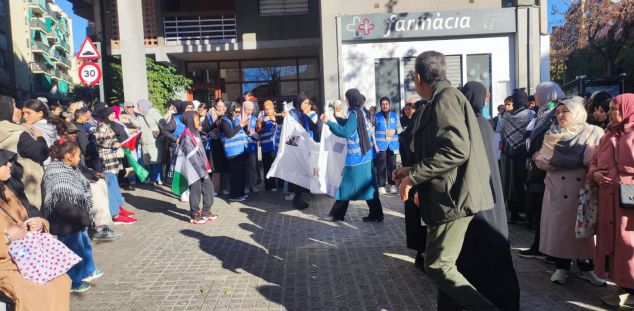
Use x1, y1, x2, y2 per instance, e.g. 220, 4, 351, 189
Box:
321, 88, 384, 222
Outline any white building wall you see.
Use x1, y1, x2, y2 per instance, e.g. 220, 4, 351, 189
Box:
540, 34, 551, 82
341, 35, 514, 116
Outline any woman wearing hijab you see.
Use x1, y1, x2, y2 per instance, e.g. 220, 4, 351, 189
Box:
287, 92, 322, 210
220, 102, 250, 202
0, 149, 72, 309
242, 101, 260, 194
321, 88, 383, 222
42, 140, 103, 293
374, 96, 401, 195
500, 89, 535, 223
588, 94, 634, 307
163, 100, 193, 188
128, 99, 165, 185
447, 81, 519, 311
519, 81, 565, 259
94, 107, 137, 225
179, 111, 217, 224
0, 96, 48, 209
535, 96, 606, 286
202, 99, 230, 195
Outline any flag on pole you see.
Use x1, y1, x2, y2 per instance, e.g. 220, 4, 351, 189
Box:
172, 129, 212, 195
120, 132, 149, 182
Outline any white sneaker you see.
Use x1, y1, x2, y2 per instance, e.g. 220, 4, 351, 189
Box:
551, 269, 568, 284
390, 185, 398, 194
578, 271, 607, 286
378, 187, 387, 195
285, 193, 295, 201
180, 190, 190, 202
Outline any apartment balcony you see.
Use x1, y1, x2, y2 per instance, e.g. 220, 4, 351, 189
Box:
29, 19, 48, 32
54, 40, 71, 53
31, 41, 50, 55
163, 11, 237, 46
50, 68, 61, 80
57, 56, 72, 68
59, 71, 72, 83
30, 62, 54, 75
26, 0, 47, 14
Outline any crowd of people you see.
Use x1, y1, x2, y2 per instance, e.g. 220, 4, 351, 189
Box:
0, 49, 632, 310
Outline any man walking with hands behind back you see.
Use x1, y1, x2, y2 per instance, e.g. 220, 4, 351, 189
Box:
392, 51, 498, 310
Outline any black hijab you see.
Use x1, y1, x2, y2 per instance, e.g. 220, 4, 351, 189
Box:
511, 89, 528, 115
95, 107, 114, 123
180, 111, 199, 136
345, 89, 371, 155
0, 96, 14, 122
294, 92, 309, 112
461, 81, 487, 116
0, 150, 16, 202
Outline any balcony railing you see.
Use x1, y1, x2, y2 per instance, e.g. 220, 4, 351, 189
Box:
60, 71, 72, 83
55, 40, 71, 52
26, 0, 46, 13
163, 13, 237, 46
57, 56, 71, 68
50, 68, 61, 80
31, 41, 50, 55
29, 19, 47, 32
30, 62, 54, 75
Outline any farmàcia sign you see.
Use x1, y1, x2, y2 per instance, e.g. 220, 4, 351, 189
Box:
341, 8, 516, 42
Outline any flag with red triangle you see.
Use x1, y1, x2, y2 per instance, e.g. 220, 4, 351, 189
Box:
120, 132, 148, 182
121, 132, 141, 151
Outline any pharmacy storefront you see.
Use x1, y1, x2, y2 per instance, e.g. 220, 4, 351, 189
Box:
340, 8, 519, 118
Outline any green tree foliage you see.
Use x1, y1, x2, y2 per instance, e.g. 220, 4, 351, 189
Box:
104, 56, 192, 114
68, 85, 99, 106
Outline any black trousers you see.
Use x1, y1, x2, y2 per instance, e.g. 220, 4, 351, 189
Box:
526, 190, 544, 251
245, 151, 258, 190
438, 214, 520, 311
404, 197, 427, 252
229, 153, 247, 198
329, 198, 383, 219
189, 176, 214, 212
375, 150, 397, 187
262, 151, 281, 190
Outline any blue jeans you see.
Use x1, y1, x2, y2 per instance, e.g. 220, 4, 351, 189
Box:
149, 163, 162, 183
58, 230, 95, 288
104, 172, 125, 217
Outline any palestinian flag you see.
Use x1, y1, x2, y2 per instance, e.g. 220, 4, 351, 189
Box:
172, 129, 212, 196
120, 132, 149, 182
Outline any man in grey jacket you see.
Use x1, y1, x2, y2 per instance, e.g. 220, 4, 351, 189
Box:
393, 51, 497, 310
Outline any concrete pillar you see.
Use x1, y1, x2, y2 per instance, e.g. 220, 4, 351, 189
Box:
116, 0, 149, 102
319, 0, 343, 102
527, 6, 541, 93
514, 7, 528, 91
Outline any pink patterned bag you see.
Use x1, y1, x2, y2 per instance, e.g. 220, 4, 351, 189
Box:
8, 232, 82, 284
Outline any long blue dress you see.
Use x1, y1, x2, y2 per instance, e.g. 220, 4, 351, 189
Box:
327, 113, 378, 201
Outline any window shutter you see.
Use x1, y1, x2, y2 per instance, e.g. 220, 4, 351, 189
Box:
259, 0, 308, 16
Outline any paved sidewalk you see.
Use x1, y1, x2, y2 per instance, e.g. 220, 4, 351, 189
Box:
70, 185, 617, 311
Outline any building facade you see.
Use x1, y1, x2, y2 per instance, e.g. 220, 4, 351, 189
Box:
70, 0, 549, 117
9, 0, 75, 102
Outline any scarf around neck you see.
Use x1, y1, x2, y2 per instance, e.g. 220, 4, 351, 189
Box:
42, 160, 93, 223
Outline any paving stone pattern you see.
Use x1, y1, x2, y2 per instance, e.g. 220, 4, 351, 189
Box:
70, 186, 619, 311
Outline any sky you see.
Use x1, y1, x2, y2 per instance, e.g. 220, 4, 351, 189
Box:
54, 0, 570, 55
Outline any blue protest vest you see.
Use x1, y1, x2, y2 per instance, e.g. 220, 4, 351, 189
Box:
203, 112, 213, 150
245, 115, 258, 153
221, 116, 247, 157
260, 119, 281, 153
173, 114, 186, 138
345, 110, 376, 166
290, 109, 318, 140
375, 111, 400, 152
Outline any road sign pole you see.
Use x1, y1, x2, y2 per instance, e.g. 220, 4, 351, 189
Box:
95, 42, 105, 103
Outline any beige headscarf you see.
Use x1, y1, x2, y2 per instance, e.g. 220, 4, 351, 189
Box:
536, 96, 604, 169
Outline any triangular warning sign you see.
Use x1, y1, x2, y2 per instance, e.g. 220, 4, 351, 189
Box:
77, 37, 101, 60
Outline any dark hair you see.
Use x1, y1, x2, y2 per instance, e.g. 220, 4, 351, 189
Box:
49, 140, 80, 161
23, 99, 50, 119
244, 91, 252, 96
379, 96, 391, 105
415, 51, 447, 85
74, 107, 89, 120
528, 95, 535, 102
229, 102, 241, 114
49, 116, 68, 136
404, 102, 415, 109
504, 96, 513, 103
360, 95, 366, 103
590, 91, 612, 113
214, 98, 225, 107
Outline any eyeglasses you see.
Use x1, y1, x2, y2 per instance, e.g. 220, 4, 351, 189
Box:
234, 110, 241, 113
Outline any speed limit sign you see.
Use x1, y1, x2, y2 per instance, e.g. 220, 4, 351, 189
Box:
78, 62, 102, 86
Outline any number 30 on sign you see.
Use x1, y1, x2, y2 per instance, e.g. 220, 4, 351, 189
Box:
78, 62, 102, 86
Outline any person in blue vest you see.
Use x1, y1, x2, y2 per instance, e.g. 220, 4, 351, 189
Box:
287, 92, 323, 209
374, 96, 401, 195
219, 102, 249, 202
321, 88, 384, 222
242, 101, 260, 194
257, 100, 283, 191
